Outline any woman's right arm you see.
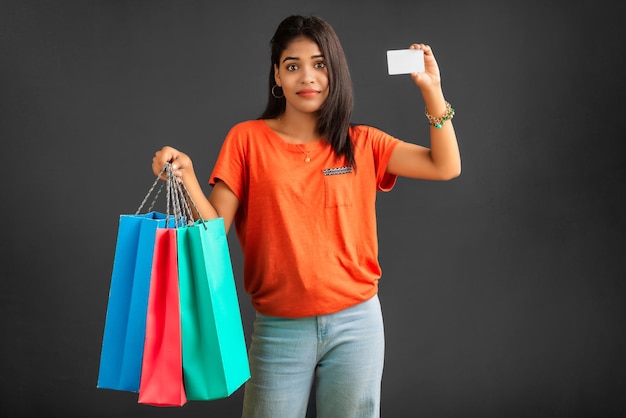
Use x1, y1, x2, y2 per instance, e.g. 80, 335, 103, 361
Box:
152, 146, 240, 231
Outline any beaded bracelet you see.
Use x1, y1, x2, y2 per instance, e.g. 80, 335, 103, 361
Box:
425, 101, 455, 128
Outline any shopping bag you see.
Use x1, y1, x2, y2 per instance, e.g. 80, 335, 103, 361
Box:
97, 211, 168, 392
138, 227, 187, 407
178, 218, 250, 400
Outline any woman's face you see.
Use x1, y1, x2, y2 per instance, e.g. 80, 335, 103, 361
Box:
274, 36, 329, 115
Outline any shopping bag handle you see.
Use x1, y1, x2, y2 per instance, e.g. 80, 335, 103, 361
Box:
174, 173, 209, 231
135, 163, 208, 230
135, 164, 168, 215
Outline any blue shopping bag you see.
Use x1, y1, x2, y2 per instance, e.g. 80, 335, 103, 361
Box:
97, 211, 168, 392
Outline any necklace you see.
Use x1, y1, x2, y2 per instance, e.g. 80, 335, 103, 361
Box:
276, 117, 317, 162
295, 144, 312, 162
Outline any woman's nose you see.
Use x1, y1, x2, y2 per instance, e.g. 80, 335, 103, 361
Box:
300, 66, 315, 83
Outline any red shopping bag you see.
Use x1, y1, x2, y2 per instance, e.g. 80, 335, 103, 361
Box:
138, 228, 187, 407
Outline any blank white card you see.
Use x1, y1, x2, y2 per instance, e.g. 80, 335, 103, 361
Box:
386, 49, 425, 75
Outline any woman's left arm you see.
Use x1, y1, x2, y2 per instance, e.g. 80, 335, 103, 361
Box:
386, 44, 461, 181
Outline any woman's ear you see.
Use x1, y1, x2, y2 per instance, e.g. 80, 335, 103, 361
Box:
274, 64, 281, 87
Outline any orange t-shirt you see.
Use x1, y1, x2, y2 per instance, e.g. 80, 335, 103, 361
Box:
210, 119, 401, 317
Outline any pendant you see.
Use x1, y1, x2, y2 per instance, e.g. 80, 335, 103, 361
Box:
305, 156, 311, 163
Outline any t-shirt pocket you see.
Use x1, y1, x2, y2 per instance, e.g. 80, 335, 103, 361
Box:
323, 166, 354, 208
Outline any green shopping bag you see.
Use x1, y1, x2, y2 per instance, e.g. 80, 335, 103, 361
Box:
177, 218, 250, 400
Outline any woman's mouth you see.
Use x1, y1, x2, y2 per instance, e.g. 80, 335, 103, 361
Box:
296, 89, 320, 98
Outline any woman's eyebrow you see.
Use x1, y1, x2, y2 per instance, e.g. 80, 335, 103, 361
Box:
282, 54, 325, 63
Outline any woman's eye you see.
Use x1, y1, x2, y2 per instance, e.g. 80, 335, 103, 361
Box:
315, 61, 326, 69
287, 64, 298, 71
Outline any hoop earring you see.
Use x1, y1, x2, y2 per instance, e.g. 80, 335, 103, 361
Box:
271, 85, 284, 99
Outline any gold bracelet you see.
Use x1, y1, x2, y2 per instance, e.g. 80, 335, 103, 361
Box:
425, 101, 455, 128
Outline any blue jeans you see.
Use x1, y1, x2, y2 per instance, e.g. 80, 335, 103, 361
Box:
241, 295, 385, 418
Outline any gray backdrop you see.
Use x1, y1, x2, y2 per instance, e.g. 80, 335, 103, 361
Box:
1, 1, 625, 417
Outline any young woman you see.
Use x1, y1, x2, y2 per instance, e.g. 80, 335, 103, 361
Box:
152, 15, 460, 418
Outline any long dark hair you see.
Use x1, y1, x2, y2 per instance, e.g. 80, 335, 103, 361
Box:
260, 15, 355, 167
